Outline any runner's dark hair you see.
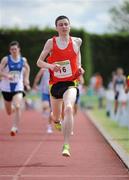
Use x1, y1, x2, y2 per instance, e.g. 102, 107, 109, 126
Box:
9, 41, 20, 48
55, 15, 70, 26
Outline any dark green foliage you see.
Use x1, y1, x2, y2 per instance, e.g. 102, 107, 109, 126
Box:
89, 33, 129, 86
0, 28, 129, 87
0, 28, 88, 85
84, 33, 93, 85
0, 29, 56, 84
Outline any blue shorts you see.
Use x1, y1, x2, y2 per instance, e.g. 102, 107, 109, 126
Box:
41, 93, 50, 103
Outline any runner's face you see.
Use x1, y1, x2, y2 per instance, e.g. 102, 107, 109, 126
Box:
117, 69, 123, 76
9, 45, 20, 57
56, 19, 70, 35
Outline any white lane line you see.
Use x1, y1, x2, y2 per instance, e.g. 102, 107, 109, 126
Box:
12, 141, 42, 180
0, 174, 129, 178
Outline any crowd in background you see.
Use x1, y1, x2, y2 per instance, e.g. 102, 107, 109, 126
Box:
86, 67, 129, 129
0, 64, 129, 130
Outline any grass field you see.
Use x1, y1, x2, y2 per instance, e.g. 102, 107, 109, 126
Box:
81, 95, 129, 154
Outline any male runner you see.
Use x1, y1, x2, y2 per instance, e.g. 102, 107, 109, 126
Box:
37, 15, 84, 156
0, 41, 30, 136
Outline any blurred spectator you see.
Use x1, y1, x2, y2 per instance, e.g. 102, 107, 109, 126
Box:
106, 71, 116, 117
125, 75, 129, 93
95, 73, 105, 109
90, 74, 96, 94
33, 68, 53, 134
112, 67, 126, 114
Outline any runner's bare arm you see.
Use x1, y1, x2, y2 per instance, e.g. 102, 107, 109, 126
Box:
32, 69, 44, 90
78, 51, 82, 68
112, 76, 116, 92
0, 57, 13, 79
123, 75, 127, 89
76, 38, 85, 75
23, 58, 31, 90
73, 37, 82, 67
37, 39, 61, 72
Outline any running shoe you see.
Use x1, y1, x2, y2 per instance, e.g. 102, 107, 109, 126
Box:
10, 127, 18, 136
47, 125, 53, 134
62, 144, 70, 157
54, 121, 62, 131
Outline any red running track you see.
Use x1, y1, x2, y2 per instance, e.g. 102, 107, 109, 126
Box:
0, 109, 129, 180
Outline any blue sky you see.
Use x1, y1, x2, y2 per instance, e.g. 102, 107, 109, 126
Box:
0, 0, 123, 34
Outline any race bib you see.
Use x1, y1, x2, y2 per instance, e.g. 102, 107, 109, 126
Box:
54, 60, 72, 78
10, 71, 21, 83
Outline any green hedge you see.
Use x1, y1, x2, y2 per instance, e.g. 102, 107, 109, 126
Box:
89, 33, 129, 86
0, 29, 129, 86
0, 28, 56, 85
0, 28, 88, 85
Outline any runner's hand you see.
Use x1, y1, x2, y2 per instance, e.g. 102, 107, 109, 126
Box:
6, 73, 14, 80
24, 79, 31, 92
50, 64, 61, 72
74, 67, 85, 79
78, 67, 85, 75
25, 84, 31, 92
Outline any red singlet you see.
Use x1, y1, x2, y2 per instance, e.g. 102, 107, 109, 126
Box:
48, 36, 79, 84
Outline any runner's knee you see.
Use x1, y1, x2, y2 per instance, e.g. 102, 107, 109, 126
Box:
14, 103, 21, 110
64, 104, 73, 114
6, 109, 12, 115
6, 105, 16, 115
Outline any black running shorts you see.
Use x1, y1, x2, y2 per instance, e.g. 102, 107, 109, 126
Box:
115, 91, 119, 100
50, 81, 79, 100
1, 91, 25, 102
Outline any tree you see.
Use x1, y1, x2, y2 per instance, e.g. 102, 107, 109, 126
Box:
109, 0, 129, 33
